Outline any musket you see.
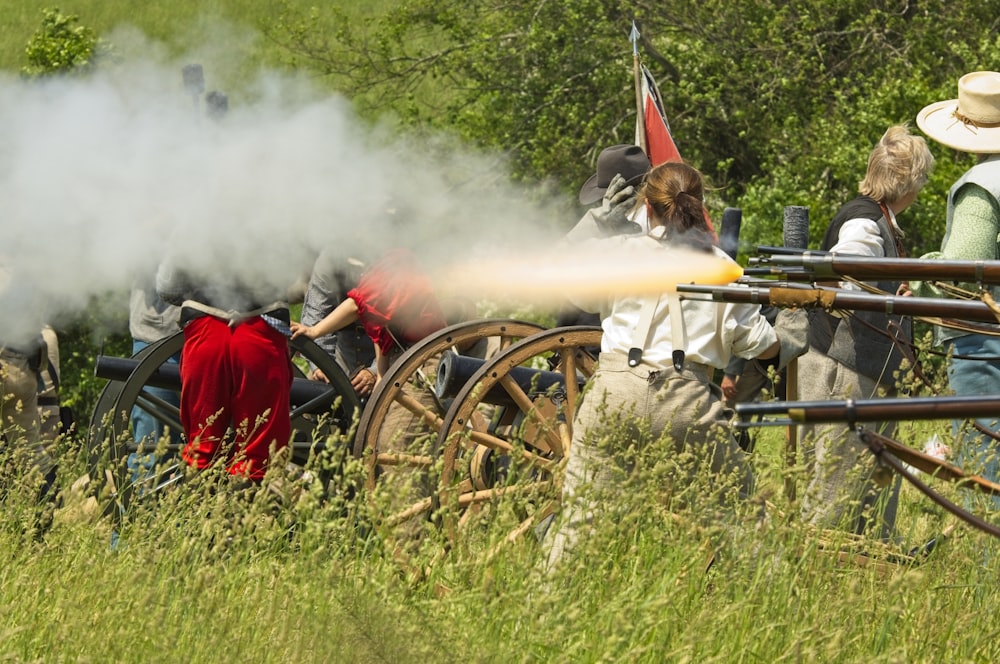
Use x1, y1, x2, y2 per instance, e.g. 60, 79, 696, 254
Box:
735, 394, 1000, 425
678, 283, 1000, 324
735, 396, 1000, 537
745, 252, 1000, 285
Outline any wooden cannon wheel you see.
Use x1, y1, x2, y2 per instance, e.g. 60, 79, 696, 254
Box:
88, 330, 360, 512
351, 319, 546, 544
434, 326, 601, 547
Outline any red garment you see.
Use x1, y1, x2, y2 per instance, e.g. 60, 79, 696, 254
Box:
348, 249, 447, 355
179, 315, 292, 480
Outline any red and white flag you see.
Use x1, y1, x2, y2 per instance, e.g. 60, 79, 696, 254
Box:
635, 62, 717, 239
635, 64, 681, 166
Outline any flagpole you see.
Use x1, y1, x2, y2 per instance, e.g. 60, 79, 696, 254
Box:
630, 22, 647, 154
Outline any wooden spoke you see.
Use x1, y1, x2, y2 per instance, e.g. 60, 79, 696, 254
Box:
434, 326, 602, 546
352, 319, 546, 545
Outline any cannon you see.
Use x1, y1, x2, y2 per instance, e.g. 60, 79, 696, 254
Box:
88, 331, 358, 461
94, 355, 347, 422
87, 317, 606, 551
351, 320, 601, 548
87, 330, 361, 522
434, 350, 583, 410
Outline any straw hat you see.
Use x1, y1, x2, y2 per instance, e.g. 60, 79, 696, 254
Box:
578, 144, 651, 204
917, 71, 1000, 154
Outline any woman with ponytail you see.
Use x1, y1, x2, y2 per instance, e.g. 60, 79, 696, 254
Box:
545, 161, 783, 569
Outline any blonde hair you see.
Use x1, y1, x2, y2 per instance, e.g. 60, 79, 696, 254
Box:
858, 124, 935, 204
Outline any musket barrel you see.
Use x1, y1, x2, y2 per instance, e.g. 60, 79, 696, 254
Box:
748, 254, 1000, 283
736, 395, 1000, 423
754, 245, 811, 256
678, 284, 1000, 323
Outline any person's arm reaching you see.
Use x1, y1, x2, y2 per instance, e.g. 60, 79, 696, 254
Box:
291, 297, 359, 340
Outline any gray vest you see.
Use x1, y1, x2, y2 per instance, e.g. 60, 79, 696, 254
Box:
808, 197, 910, 388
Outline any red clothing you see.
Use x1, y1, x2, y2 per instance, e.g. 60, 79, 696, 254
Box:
179, 315, 292, 480
348, 249, 447, 355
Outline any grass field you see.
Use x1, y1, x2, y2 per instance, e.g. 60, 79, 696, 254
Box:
2, 420, 999, 663
0, 2, 273, 72
2, 2, 1000, 662
0, 1, 394, 88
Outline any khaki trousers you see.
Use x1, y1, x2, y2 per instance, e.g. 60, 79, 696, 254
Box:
1, 349, 55, 476
545, 352, 751, 568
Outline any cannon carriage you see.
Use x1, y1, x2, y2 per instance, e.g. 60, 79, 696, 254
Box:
87, 317, 601, 549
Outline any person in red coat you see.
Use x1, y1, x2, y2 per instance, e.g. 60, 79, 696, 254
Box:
291, 248, 447, 380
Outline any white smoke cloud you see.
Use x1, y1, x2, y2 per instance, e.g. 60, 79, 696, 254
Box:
0, 27, 573, 345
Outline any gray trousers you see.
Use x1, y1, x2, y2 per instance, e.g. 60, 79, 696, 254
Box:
796, 348, 900, 540
545, 352, 751, 569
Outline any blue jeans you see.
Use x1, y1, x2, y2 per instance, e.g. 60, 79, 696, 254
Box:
947, 333, 1000, 510
129, 340, 181, 483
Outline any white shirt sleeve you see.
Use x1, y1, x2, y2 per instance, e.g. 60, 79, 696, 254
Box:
830, 217, 884, 257
829, 217, 884, 291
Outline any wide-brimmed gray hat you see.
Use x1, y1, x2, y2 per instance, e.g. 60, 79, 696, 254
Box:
578, 144, 651, 205
917, 71, 1000, 154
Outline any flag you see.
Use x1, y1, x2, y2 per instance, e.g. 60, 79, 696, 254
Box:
635, 64, 681, 166
634, 63, 718, 239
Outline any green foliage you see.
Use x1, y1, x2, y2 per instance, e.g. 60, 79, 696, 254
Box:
15, 8, 128, 436
20, 7, 108, 78
57, 317, 130, 432
267, 0, 1000, 256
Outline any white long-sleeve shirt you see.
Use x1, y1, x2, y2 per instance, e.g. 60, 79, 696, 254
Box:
574, 237, 777, 371
830, 206, 903, 290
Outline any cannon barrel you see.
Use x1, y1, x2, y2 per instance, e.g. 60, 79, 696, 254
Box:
435, 351, 575, 409
95, 355, 338, 409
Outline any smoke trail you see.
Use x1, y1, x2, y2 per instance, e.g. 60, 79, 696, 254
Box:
0, 31, 573, 345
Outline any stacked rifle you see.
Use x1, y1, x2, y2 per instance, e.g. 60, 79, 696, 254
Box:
677, 224, 1000, 536
677, 244, 1000, 426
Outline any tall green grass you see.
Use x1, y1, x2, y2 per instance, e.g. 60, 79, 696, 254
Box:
2, 419, 999, 663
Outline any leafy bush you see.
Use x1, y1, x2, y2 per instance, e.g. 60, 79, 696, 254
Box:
266, 0, 1000, 256
21, 8, 109, 78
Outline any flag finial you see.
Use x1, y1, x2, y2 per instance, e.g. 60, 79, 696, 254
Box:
630, 21, 640, 56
